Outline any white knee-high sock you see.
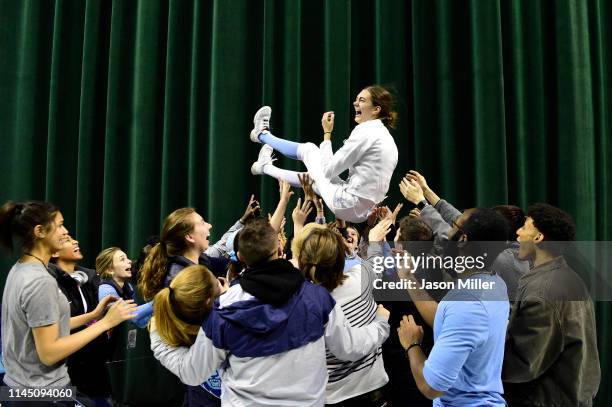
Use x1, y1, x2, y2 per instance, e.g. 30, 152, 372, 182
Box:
262, 164, 302, 187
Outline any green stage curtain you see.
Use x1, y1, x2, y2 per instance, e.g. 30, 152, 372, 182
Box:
0, 0, 610, 405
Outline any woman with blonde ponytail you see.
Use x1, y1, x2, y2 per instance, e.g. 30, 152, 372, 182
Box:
249, 84, 399, 223
138, 206, 243, 406
153, 265, 223, 347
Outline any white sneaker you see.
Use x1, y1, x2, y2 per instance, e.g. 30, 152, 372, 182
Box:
250, 106, 272, 143
251, 144, 276, 175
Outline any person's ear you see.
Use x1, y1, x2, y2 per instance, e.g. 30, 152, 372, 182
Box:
184, 234, 196, 244
373, 105, 382, 116
533, 232, 544, 244
237, 251, 245, 263
33, 224, 46, 239
457, 233, 468, 247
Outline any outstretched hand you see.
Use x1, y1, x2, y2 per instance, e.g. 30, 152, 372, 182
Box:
240, 194, 260, 223
405, 170, 429, 190
381, 203, 403, 224
298, 173, 316, 202
278, 180, 294, 203
102, 299, 138, 329
292, 197, 313, 234
399, 177, 425, 205
368, 218, 393, 242
91, 295, 118, 320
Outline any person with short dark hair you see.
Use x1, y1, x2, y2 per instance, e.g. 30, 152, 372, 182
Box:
398, 208, 510, 406
150, 217, 390, 406
503, 203, 600, 406
400, 172, 528, 300
48, 236, 112, 407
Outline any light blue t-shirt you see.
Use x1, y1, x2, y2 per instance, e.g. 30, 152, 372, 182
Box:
423, 273, 509, 406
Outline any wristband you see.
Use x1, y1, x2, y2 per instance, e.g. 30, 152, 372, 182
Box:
416, 200, 428, 210
405, 342, 421, 357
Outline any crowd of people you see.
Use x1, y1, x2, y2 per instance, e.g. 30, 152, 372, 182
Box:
0, 84, 602, 406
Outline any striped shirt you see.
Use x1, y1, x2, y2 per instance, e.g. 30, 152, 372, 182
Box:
325, 245, 389, 403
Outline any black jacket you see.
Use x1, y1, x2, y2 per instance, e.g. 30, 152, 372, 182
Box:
48, 263, 111, 397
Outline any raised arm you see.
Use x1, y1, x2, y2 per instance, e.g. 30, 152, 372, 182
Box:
319, 123, 371, 180
205, 195, 258, 257
270, 181, 293, 232
405, 170, 461, 225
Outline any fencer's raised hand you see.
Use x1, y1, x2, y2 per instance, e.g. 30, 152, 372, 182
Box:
399, 177, 425, 205
322, 111, 334, 134
375, 304, 390, 321
368, 218, 393, 242
398, 315, 424, 349
240, 194, 260, 223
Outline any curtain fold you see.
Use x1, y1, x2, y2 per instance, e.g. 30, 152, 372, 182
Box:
1, 0, 610, 405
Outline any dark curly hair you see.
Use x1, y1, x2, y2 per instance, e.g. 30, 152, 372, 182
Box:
492, 205, 525, 240
527, 203, 575, 255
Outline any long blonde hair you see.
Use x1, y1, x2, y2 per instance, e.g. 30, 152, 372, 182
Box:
153, 265, 218, 347
139, 208, 196, 300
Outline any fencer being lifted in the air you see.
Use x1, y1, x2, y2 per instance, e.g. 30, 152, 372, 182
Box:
249, 85, 399, 223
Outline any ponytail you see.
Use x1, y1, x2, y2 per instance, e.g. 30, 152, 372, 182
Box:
0, 201, 59, 253
139, 207, 197, 300
138, 242, 169, 301
381, 111, 398, 129
365, 85, 398, 129
0, 201, 21, 251
153, 265, 217, 346
154, 287, 200, 347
